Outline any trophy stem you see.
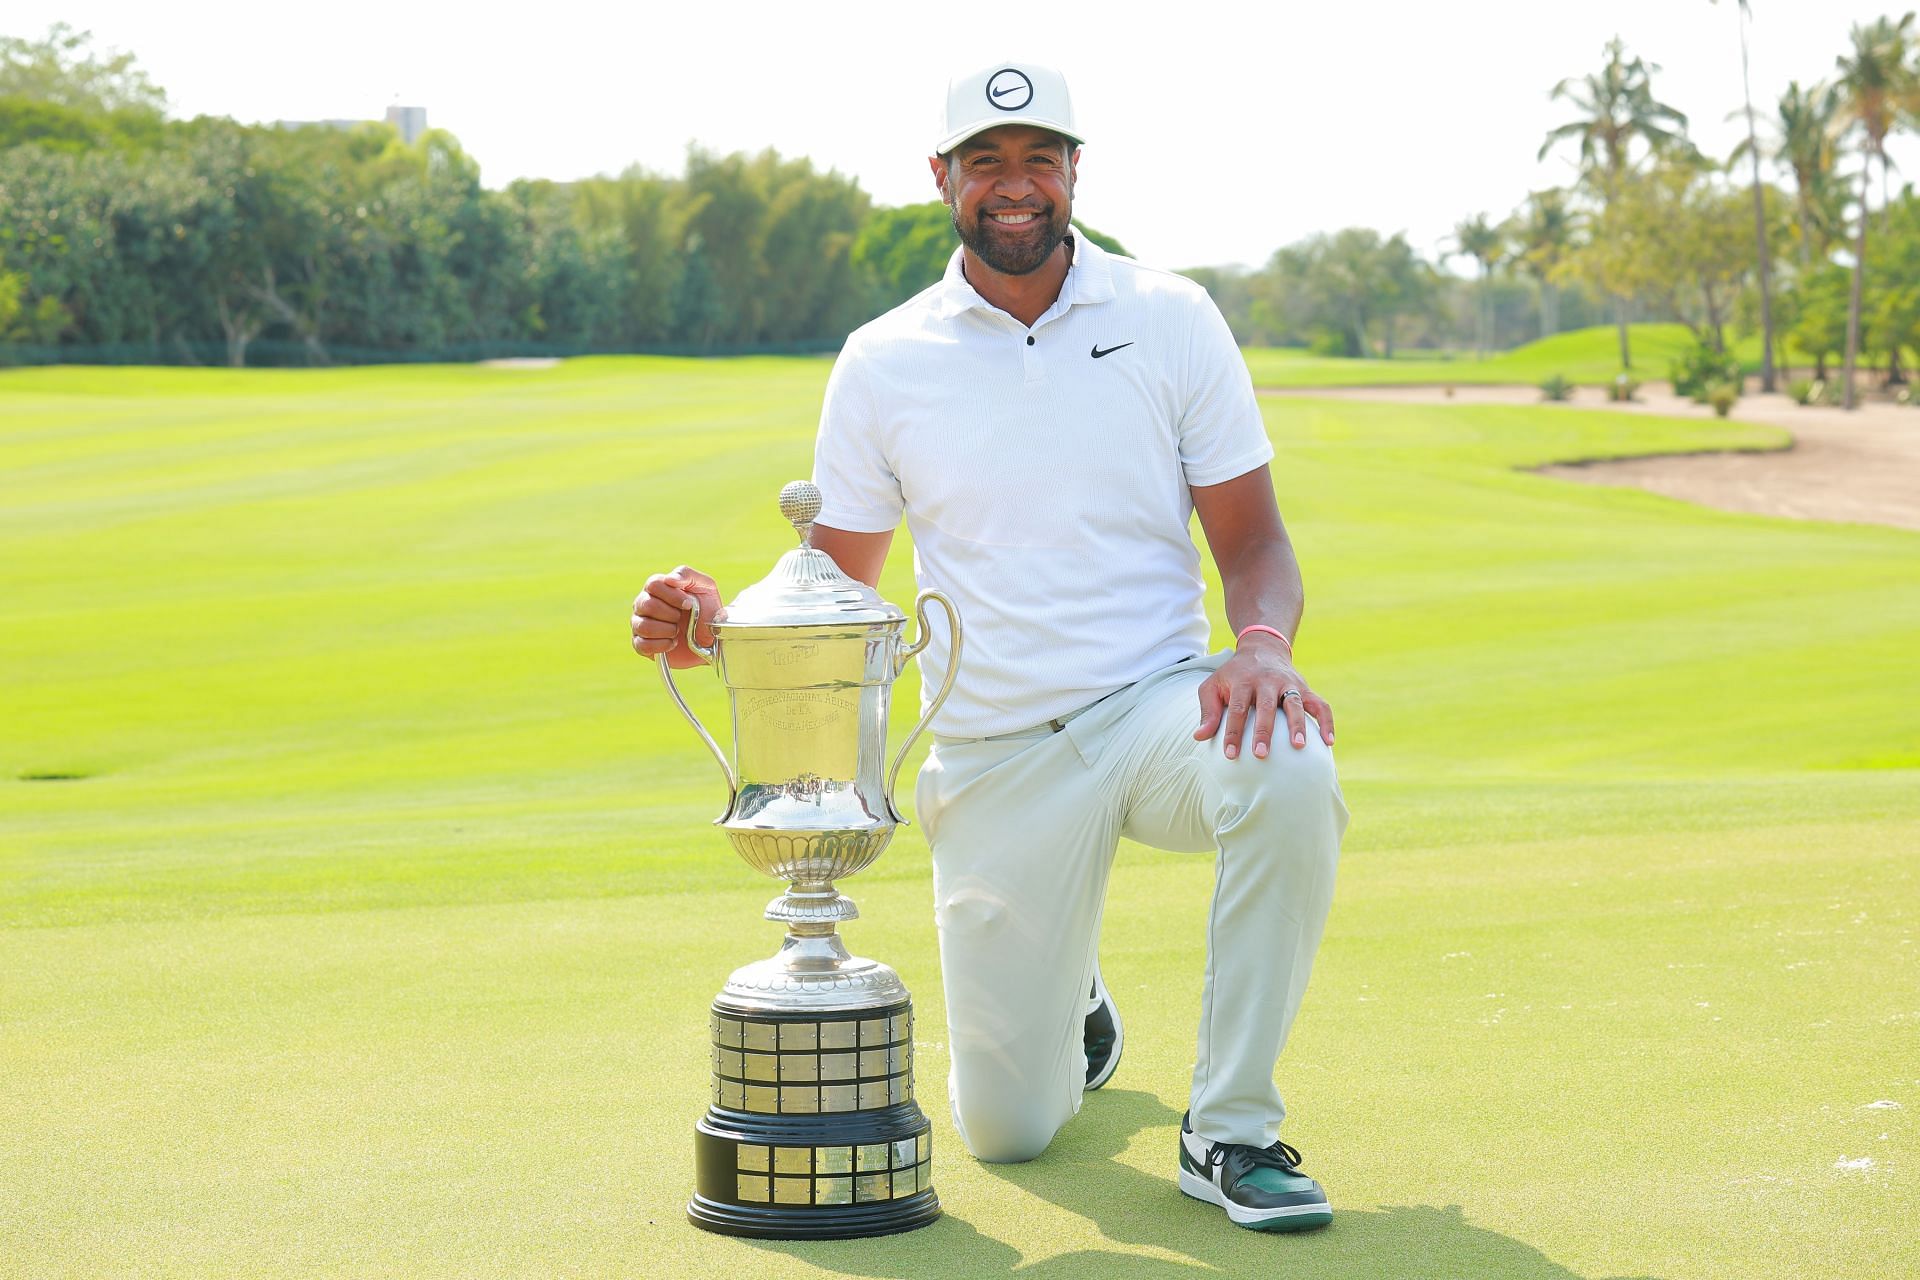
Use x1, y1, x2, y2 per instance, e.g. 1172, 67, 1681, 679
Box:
766, 880, 860, 932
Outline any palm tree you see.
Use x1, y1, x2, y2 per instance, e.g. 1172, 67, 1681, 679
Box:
1540, 37, 1696, 370
1713, 0, 1776, 391
1755, 81, 1845, 270
1450, 214, 1504, 358
1832, 14, 1917, 409
1514, 189, 1575, 339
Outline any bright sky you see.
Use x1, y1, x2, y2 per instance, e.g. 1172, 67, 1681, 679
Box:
13, 0, 1920, 271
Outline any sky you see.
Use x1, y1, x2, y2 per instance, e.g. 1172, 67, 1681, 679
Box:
13, 0, 1920, 272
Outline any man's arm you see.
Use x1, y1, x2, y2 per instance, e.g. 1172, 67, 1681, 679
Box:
1190, 465, 1335, 759
811, 524, 893, 589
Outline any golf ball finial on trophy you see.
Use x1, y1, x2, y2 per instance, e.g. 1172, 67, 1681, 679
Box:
657, 480, 960, 1239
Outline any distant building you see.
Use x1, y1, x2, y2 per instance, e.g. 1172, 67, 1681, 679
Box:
276, 106, 430, 144
385, 106, 428, 144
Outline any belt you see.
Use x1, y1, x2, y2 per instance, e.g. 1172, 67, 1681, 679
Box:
1046, 703, 1092, 734
976, 689, 1116, 742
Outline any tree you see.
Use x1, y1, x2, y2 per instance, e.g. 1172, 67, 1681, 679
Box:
1833, 13, 1917, 406
1181, 265, 1267, 343
851, 202, 957, 313
1563, 159, 1754, 354
1373, 234, 1439, 357
1734, 81, 1846, 271
0, 249, 65, 345
1262, 228, 1436, 358
1869, 190, 1920, 377
1714, 0, 1777, 390
1072, 223, 1130, 258
572, 166, 694, 345
0, 24, 166, 115
1449, 214, 1504, 358
1512, 189, 1576, 338
1540, 36, 1697, 369
1788, 262, 1856, 378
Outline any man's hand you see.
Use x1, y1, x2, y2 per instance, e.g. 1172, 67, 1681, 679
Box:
631, 566, 722, 668
1193, 634, 1335, 759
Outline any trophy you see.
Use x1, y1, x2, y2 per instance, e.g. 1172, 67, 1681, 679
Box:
658, 481, 961, 1239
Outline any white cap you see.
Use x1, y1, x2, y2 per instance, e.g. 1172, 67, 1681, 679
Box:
936, 61, 1084, 155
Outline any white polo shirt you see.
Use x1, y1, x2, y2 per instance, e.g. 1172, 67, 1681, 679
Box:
812, 235, 1273, 739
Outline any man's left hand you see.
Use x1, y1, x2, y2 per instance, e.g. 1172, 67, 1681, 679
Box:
1193, 635, 1335, 760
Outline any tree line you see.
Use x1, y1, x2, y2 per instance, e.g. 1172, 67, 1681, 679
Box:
0, 26, 1127, 367
6, 18, 1919, 396
1193, 13, 1920, 408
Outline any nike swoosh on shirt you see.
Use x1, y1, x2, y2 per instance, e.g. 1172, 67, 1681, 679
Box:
1090, 342, 1134, 359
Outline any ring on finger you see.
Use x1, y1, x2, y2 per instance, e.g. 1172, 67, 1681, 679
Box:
1282, 689, 1303, 702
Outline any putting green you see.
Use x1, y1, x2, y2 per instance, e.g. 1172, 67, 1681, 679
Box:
2, 358, 1914, 1279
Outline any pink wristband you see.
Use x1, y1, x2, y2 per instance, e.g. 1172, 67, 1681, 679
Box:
1236, 624, 1293, 651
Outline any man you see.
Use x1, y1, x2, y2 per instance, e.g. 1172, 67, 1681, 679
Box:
632, 60, 1348, 1232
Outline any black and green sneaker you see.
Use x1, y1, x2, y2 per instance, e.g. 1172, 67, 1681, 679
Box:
1084, 966, 1123, 1091
1177, 1112, 1332, 1232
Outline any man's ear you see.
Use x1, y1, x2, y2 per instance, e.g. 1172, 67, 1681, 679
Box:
928, 153, 950, 199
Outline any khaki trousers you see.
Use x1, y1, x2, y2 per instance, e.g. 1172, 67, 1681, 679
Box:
916, 652, 1349, 1162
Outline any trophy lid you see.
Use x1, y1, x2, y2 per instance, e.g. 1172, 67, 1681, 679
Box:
715, 481, 906, 629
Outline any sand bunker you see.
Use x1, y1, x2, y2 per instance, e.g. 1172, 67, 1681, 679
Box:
1258, 382, 1920, 533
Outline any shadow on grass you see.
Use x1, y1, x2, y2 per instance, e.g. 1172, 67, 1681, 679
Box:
750, 1090, 1659, 1280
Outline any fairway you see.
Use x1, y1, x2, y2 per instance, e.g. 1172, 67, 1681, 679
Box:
3, 358, 1916, 1279
1240, 324, 1815, 389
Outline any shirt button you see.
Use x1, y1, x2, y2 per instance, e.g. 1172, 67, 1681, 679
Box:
1026, 335, 1035, 346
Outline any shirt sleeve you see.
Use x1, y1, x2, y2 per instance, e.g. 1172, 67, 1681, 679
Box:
811, 341, 904, 533
1177, 290, 1275, 487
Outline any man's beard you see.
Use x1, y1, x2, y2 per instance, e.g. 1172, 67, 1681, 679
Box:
952, 200, 1072, 276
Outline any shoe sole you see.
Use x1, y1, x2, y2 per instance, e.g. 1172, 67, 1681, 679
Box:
1085, 1008, 1123, 1091
1177, 1167, 1332, 1232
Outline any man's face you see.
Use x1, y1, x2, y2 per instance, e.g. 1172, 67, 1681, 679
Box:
932, 125, 1078, 277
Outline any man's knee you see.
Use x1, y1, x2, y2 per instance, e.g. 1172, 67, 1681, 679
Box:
952, 1085, 1062, 1164
1203, 721, 1341, 816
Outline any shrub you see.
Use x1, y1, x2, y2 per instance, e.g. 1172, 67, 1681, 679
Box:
1539, 374, 1574, 402
1606, 375, 1641, 403
1707, 384, 1739, 417
1788, 378, 1818, 406
1669, 340, 1743, 401
1306, 329, 1349, 358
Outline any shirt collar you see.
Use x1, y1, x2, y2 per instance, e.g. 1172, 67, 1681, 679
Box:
932, 231, 1116, 320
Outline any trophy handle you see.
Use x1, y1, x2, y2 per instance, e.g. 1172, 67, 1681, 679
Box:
655, 596, 737, 817
885, 588, 962, 824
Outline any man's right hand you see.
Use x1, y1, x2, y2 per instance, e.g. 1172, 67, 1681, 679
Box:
631, 567, 722, 668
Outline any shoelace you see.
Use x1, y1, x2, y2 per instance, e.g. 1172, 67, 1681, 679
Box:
1206, 1137, 1305, 1176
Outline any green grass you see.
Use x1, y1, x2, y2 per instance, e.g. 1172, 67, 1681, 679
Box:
1242, 323, 1815, 388
2, 358, 1916, 1279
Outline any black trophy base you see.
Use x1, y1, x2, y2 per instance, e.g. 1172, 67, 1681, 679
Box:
689, 1103, 940, 1240
692, 995, 940, 1240
687, 1188, 941, 1240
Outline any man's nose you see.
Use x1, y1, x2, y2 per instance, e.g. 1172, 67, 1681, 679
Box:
993, 171, 1038, 200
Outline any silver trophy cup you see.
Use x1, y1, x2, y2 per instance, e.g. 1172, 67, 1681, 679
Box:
659, 481, 960, 1239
